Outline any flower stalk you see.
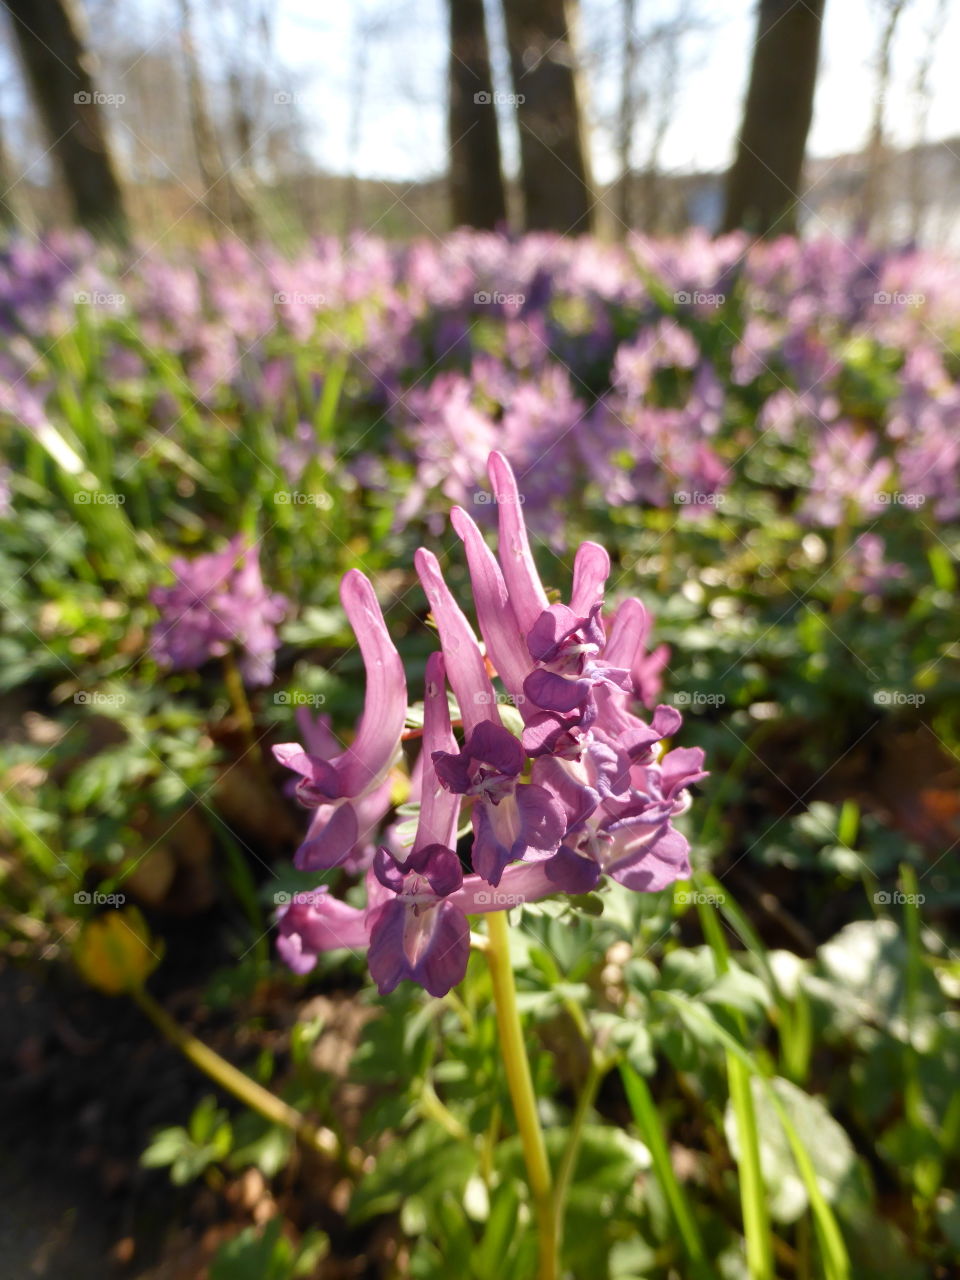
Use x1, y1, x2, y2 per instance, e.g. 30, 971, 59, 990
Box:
484, 909, 557, 1280
131, 984, 355, 1170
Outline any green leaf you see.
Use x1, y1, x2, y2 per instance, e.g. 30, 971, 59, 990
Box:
140, 1127, 189, 1168
725, 1076, 859, 1224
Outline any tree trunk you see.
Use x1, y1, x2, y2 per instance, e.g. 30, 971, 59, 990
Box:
178, 0, 242, 233
5, 0, 128, 240
448, 0, 507, 230
721, 0, 826, 237
615, 0, 640, 233
501, 0, 594, 233
860, 0, 908, 239
0, 116, 25, 232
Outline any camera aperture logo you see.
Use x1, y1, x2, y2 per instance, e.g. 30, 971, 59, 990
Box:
274, 290, 326, 307
74, 890, 126, 907
274, 490, 333, 508
75, 490, 125, 506
74, 91, 125, 108
473, 290, 526, 307
674, 290, 725, 307
873, 689, 925, 707
74, 690, 126, 706
473, 91, 525, 107
673, 690, 725, 708
275, 691, 327, 707
474, 890, 525, 907
674, 490, 725, 507
274, 890, 326, 907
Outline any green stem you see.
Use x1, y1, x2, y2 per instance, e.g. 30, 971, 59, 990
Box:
553, 1051, 606, 1254
222, 650, 259, 756
131, 985, 354, 1170
485, 910, 557, 1280
420, 1078, 470, 1143
620, 1063, 716, 1280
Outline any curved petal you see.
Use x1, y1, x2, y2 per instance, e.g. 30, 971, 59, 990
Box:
412, 653, 462, 853
276, 892, 371, 974
295, 800, 360, 871
415, 547, 497, 735
415, 900, 470, 997
272, 743, 342, 803
570, 542, 611, 618
335, 570, 407, 798
603, 597, 650, 669
367, 899, 408, 995
450, 505, 532, 699
472, 798, 518, 886
466, 720, 524, 776
407, 843, 463, 897
488, 451, 548, 634
660, 746, 708, 799
373, 845, 406, 892
515, 782, 566, 852
608, 825, 691, 892
523, 668, 592, 714
531, 754, 600, 830
545, 845, 602, 894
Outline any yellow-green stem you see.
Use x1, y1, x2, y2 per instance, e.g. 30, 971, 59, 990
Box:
553, 1050, 606, 1254
222, 650, 259, 755
132, 985, 352, 1169
485, 911, 557, 1280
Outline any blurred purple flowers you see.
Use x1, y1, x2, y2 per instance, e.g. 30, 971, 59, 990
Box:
151, 537, 288, 686
274, 453, 706, 997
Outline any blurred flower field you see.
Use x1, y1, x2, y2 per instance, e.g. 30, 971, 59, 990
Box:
2, 229, 960, 1279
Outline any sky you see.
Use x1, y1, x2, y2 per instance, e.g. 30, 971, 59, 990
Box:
266, 0, 960, 182
1, 0, 958, 185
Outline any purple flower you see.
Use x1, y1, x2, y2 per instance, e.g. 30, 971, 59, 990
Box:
844, 533, 907, 596
416, 547, 566, 885
365, 653, 471, 996
151, 537, 287, 686
273, 570, 407, 871
368, 843, 470, 997
800, 423, 893, 527
275, 886, 374, 975
274, 452, 706, 995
